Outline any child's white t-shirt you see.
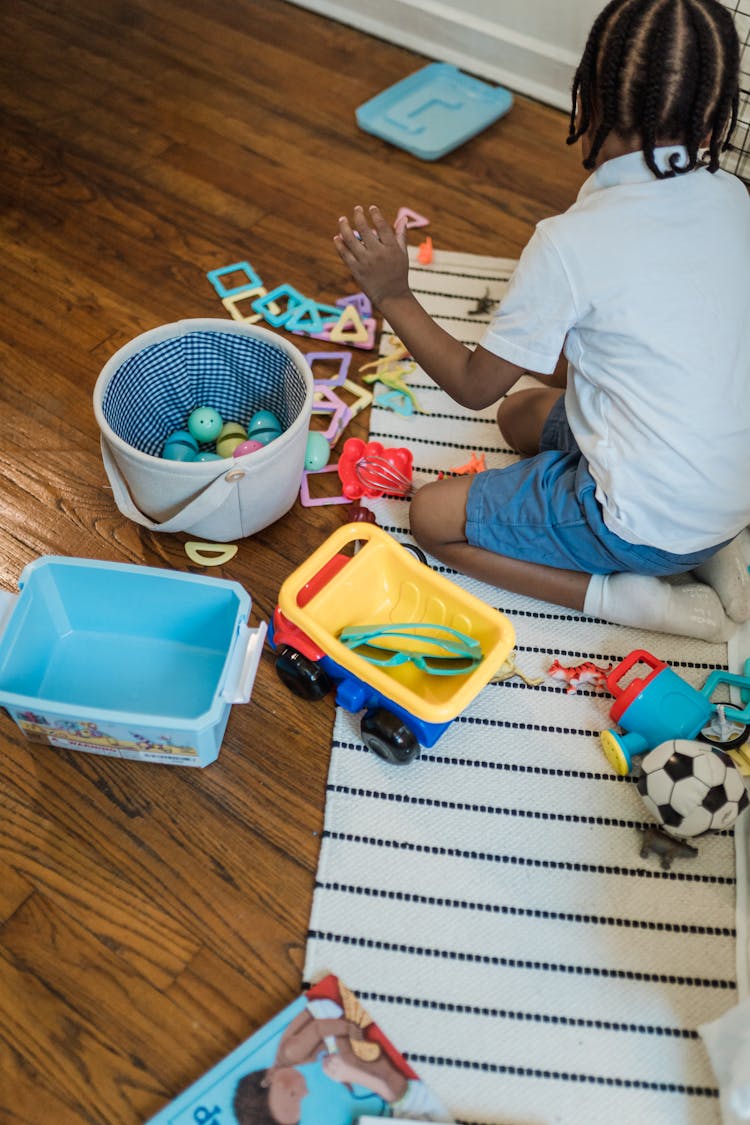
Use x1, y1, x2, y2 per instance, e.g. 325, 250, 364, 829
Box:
481, 147, 750, 553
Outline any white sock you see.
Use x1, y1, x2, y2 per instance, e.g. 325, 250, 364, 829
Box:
692, 538, 750, 623
584, 572, 735, 642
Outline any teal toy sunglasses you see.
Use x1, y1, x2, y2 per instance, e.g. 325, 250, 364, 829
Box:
337, 621, 483, 675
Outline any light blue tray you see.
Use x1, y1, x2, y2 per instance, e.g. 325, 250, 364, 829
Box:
355, 62, 513, 161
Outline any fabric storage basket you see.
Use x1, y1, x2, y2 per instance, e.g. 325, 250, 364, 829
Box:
93, 319, 315, 542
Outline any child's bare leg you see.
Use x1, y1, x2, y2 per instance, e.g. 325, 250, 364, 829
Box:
497, 387, 564, 456
409, 478, 734, 642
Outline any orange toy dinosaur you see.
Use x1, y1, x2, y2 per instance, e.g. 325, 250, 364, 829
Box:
547, 659, 612, 694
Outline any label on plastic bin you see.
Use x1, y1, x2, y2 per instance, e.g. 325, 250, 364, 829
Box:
12, 713, 200, 763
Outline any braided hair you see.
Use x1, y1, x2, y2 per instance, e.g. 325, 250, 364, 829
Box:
568, 0, 740, 176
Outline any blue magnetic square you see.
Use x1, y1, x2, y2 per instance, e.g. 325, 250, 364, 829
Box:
315, 302, 347, 323
285, 299, 326, 334
206, 261, 263, 298
356, 62, 513, 161
251, 284, 307, 328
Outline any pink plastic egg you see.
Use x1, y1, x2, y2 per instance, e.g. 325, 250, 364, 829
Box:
232, 439, 265, 458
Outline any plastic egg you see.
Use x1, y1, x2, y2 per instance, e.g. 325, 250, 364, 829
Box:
187, 406, 224, 443
195, 451, 224, 462
232, 439, 265, 458
305, 431, 330, 471
215, 421, 248, 458
247, 409, 283, 445
162, 430, 199, 461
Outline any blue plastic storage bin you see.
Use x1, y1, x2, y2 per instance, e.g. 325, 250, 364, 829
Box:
0, 557, 266, 767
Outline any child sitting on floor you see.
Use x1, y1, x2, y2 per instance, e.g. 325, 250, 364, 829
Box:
333, 0, 750, 643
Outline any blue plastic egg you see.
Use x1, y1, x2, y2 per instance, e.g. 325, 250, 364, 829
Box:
305, 431, 330, 471
162, 430, 199, 461
187, 407, 224, 443
195, 451, 224, 462
247, 409, 283, 446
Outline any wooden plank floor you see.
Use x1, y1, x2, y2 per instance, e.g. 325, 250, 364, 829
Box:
0, 2, 585, 1120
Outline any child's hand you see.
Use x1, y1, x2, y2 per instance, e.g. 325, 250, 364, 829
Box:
322, 1049, 405, 1102
334, 204, 410, 309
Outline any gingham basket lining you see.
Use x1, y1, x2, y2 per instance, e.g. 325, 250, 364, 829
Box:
101, 331, 308, 456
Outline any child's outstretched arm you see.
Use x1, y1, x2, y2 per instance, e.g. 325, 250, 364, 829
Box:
334, 204, 525, 410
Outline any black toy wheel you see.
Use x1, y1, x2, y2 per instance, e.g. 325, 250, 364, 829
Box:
361, 707, 420, 765
698, 710, 750, 751
401, 542, 428, 565
274, 646, 332, 702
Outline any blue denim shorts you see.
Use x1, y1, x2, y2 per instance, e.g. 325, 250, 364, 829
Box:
465, 397, 723, 575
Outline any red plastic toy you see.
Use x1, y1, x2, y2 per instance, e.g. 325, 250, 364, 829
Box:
337, 437, 413, 500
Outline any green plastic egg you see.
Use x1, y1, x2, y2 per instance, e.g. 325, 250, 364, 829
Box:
187, 406, 224, 443
215, 421, 248, 458
305, 431, 330, 471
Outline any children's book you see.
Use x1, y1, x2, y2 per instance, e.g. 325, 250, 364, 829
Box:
147, 974, 454, 1124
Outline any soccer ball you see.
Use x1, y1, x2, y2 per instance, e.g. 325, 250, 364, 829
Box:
637, 739, 749, 839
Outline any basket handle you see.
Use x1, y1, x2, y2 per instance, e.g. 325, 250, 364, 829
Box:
100, 437, 240, 535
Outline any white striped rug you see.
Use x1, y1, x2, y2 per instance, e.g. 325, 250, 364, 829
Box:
302, 248, 747, 1125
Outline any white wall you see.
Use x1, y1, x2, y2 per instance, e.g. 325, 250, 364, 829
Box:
289, 0, 604, 110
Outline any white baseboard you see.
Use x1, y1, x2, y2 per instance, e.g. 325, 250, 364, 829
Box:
288, 0, 578, 111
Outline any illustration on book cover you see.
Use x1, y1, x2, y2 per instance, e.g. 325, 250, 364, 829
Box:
148, 973, 454, 1124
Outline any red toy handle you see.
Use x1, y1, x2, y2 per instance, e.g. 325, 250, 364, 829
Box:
605, 649, 667, 699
